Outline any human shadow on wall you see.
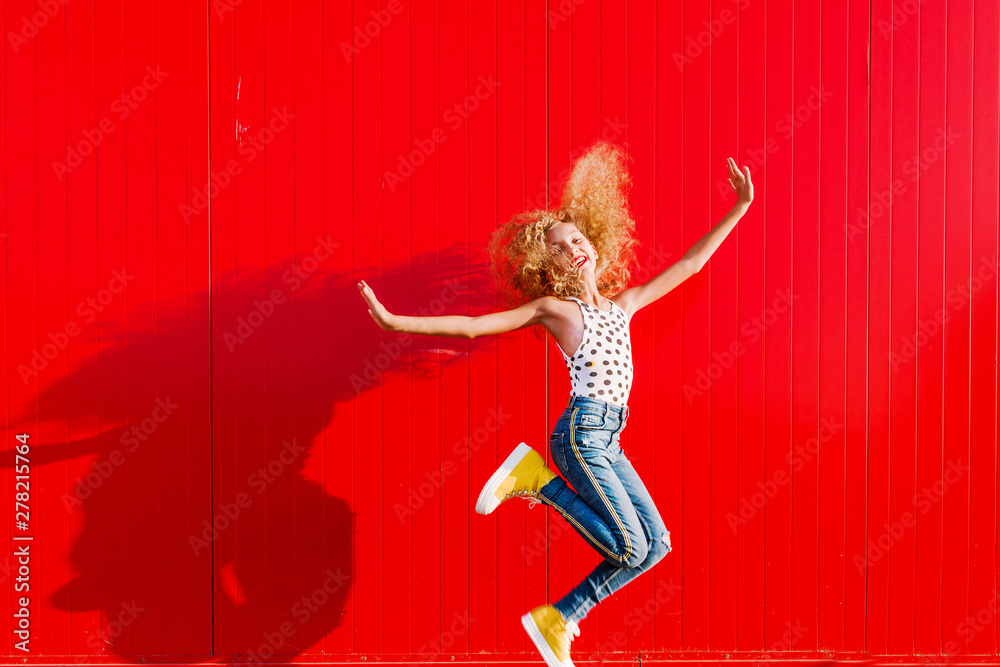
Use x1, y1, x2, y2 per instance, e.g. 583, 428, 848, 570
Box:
2, 243, 495, 662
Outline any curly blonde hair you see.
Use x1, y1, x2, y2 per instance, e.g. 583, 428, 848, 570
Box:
487, 140, 642, 334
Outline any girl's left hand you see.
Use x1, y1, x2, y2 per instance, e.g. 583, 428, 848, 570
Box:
727, 157, 753, 207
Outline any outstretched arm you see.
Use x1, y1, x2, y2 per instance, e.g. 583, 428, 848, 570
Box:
357, 279, 551, 339
618, 158, 753, 319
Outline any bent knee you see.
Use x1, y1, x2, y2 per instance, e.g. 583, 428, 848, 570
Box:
644, 529, 672, 565
608, 536, 648, 568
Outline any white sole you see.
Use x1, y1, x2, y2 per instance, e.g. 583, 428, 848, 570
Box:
475, 442, 533, 515
521, 611, 573, 667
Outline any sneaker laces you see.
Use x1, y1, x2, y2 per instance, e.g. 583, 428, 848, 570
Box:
503, 488, 544, 508
557, 619, 581, 655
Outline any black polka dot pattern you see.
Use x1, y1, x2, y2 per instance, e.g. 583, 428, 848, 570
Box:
557, 296, 633, 405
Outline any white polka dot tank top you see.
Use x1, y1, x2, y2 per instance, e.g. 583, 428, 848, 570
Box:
557, 295, 633, 406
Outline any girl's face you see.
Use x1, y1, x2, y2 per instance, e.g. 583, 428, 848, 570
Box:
546, 223, 597, 274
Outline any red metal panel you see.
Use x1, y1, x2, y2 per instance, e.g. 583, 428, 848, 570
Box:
734, 0, 769, 651
323, 0, 355, 655
912, 0, 948, 654
708, 0, 741, 651
867, 0, 893, 652
352, 0, 384, 652
624, 0, 656, 655
496, 0, 528, 653
790, 0, 822, 652
380, 0, 413, 653
968, 0, 1000, 656
410, 0, 442, 656
680, 0, 713, 649
887, 0, 921, 651
818, 0, 850, 651
941, 0, 976, 657
653, 0, 685, 652
35, 0, 70, 653
438, 0, 471, 656
467, 0, 499, 654
763, 0, 795, 650
844, 0, 871, 653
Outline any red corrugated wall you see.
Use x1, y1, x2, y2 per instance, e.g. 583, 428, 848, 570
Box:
2, 0, 998, 664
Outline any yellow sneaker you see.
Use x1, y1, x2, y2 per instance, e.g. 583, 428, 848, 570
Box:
475, 443, 558, 515
521, 604, 580, 667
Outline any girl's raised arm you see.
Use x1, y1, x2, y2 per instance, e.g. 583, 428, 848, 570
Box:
357, 279, 551, 339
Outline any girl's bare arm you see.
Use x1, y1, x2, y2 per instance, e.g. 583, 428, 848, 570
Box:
357, 279, 552, 339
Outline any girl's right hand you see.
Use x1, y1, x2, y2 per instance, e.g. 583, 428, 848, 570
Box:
357, 280, 397, 332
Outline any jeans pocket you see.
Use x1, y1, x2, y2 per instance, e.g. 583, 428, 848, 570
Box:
574, 410, 607, 431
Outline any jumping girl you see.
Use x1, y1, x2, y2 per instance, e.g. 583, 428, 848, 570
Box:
357, 141, 753, 666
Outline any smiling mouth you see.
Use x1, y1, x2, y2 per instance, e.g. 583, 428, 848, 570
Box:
575, 256, 588, 268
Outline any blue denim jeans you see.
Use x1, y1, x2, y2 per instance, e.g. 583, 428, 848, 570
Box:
537, 395, 672, 626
